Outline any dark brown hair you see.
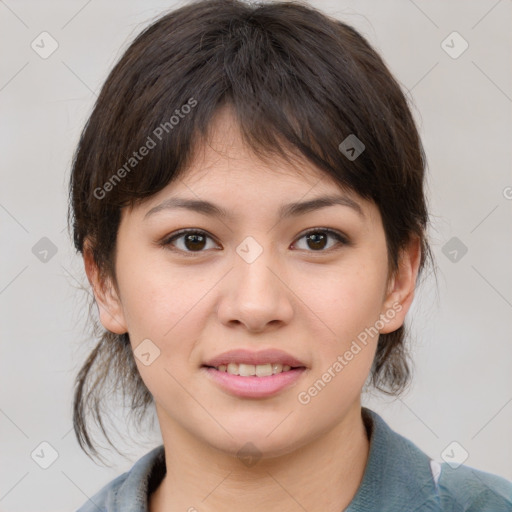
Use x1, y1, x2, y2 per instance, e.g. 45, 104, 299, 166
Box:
68, 0, 432, 462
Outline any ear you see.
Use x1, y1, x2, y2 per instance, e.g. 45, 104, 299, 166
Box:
83, 240, 128, 335
379, 236, 422, 334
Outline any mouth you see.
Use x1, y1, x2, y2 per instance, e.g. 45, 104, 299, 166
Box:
202, 362, 305, 377
200, 348, 308, 398
201, 364, 307, 398
201, 348, 308, 398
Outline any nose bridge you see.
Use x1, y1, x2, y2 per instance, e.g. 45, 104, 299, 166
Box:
236, 246, 277, 299
217, 235, 294, 330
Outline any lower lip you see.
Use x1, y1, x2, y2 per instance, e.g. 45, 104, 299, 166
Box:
202, 366, 306, 398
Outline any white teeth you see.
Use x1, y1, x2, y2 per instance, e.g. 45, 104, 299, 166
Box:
256, 364, 273, 377
239, 363, 255, 377
272, 363, 283, 374
215, 362, 295, 376
227, 363, 239, 375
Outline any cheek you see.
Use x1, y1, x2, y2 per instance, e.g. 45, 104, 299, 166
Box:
115, 255, 213, 404
297, 255, 387, 345
293, 262, 386, 417
115, 244, 208, 339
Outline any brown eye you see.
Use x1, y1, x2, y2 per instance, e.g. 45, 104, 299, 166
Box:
162, 230, 219, 254
293, 229, 348, 252
182, 233, 207, 251
306, 232, 328, 250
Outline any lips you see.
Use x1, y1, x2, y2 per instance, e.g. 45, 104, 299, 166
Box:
201, 348, 308, 398
202, 348, 307, 369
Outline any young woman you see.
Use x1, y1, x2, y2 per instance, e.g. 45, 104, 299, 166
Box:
69, 1, 512, 510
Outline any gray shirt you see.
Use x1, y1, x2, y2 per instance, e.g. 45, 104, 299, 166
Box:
76, 407, 512, 511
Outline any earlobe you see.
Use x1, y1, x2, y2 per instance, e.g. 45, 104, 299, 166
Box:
379, 237, 422, 334
83, 242, 128, 335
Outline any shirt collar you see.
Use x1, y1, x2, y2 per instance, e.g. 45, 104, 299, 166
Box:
111, 444, 165, 512
111, 407, 438, 512
345, 407, 439, 511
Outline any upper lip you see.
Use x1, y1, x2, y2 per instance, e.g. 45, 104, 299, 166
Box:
202, 349, 307, 368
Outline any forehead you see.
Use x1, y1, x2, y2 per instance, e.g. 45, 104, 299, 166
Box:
184, 106, 324, 187
168, 105, 363, 204
124, 106, 379, 224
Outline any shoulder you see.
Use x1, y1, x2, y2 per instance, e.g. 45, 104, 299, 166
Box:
76, 445, 166, 512
435, 461, 512, 511
353, 408, 512, 512
76, 471, 128, 512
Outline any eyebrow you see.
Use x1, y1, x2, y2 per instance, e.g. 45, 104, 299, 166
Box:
143, 194, 364, 221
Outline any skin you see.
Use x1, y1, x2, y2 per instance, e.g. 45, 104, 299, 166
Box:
84, 107, 421, 512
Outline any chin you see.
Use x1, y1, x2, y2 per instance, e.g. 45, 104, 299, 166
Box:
203, 426, 309, 461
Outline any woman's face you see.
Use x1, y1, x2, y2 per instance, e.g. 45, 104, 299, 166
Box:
87, 109, 418, 458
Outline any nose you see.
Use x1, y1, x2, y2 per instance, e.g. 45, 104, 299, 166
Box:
216, 244, 294, 333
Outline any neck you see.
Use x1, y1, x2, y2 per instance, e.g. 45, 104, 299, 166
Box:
150, 403, 370, 512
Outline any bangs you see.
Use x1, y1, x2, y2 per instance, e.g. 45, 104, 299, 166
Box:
71, 0, 426, 274
88, 1, 405, 211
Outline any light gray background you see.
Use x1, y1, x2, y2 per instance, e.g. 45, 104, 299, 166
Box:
1, 1, 511, 511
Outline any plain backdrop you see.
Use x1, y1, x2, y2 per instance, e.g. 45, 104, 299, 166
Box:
1, 1, 511, 511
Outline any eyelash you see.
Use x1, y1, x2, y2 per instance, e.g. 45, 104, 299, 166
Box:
159, 227, 350, 257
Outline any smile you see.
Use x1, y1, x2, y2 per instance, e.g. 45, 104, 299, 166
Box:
201, 365, 307, 398
209, 362, 297, 377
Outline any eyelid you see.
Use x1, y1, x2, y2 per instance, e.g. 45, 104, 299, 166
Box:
159, 227, 350, 255
295, 227, 349, 244
291, 227, 350, 252
159, 228, 220, 256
